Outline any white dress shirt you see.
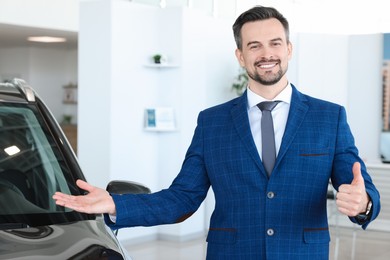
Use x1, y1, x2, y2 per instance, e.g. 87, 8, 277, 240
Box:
246, 84, 292, 159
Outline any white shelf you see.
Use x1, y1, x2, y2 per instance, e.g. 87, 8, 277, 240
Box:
144, 128, 177, 132
144, 63, 180, 69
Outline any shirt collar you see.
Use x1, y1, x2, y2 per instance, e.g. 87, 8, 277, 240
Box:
247, 83, 292, 110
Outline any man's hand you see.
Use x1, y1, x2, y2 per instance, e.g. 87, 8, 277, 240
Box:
336, 162, 369, 217
52, 179, 116, 216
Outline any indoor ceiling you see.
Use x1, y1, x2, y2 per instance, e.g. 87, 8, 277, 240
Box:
0, 23, 78, 50
1, 0, 389, 50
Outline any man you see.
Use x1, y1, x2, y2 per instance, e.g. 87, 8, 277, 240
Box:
53, 6, 380, 259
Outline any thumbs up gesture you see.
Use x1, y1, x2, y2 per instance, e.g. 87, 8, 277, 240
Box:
336, 162, 370, 217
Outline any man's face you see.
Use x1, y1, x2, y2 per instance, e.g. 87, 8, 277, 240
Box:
235, 18, 292, 86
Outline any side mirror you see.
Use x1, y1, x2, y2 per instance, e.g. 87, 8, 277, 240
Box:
106, 180, 151, 236
106, 180, 151, 195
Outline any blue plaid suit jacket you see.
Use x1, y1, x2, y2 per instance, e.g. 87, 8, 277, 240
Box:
106, 85, 380, 259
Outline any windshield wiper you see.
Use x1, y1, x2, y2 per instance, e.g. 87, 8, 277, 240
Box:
0, 223, 29, 230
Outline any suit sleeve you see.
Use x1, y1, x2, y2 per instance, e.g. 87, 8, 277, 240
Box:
331, 106, 380, 229
105, 112, 210, 229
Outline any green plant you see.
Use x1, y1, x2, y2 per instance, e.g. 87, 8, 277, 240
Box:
232, 67, 248, 96
153, 54, 162, 64
62, 114, 72, 125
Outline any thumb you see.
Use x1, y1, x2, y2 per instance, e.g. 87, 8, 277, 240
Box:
351, 162, 364, 186
76, 179, 95, 193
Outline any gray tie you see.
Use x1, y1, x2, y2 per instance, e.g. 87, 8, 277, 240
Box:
257, 101, 280, 177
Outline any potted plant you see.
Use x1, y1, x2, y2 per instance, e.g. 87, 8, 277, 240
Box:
62, 114, 72, 125
153, 54, 162, 64
232, 67, 248, 96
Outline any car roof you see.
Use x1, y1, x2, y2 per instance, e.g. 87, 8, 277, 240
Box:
0, 79, 36, 103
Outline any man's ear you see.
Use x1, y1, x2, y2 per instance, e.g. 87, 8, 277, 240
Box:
235, 48, 245, 67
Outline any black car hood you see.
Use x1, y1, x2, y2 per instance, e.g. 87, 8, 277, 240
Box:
0, 219, 130, 259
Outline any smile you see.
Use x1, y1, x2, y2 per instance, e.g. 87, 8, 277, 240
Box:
254, 59, 280, 69
259, 63, 277, 69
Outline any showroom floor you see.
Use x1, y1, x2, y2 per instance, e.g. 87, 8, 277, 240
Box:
124, 226, 390, 260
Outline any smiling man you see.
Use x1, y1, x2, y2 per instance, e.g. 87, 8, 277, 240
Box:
235, 17, 292, 99
53, 6, 380, 259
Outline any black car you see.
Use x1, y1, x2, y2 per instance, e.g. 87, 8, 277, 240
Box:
0, 79, 149, 259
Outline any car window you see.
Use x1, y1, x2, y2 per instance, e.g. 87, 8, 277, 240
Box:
0, 103, 94, 227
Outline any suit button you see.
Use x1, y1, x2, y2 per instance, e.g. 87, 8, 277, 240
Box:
267, 229, 274, 236
267, 192, 275, 199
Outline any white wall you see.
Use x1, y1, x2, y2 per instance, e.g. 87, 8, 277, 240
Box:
29, 48, 78, 123
347, 34, 383, 162
0, 47, 78, 123
0, 48, 30, 82
78, 0, 114, 190
294, 33, 350, 106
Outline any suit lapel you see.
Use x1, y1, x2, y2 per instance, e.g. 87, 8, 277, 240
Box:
231, 91, 266, 176
230, 86, 309, 177
274, 85, 309, 170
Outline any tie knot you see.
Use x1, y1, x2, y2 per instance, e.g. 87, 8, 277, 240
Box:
257, 101, 280, 112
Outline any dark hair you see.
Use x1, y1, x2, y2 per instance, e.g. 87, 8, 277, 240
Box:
232, 6, 290, 50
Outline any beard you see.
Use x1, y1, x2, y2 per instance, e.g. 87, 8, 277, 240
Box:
246, 60, 287, 86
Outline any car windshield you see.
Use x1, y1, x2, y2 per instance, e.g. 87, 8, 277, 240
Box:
0, 102, 94, 228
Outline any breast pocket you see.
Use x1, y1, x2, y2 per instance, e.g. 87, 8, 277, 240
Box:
299, 147, 331, 157
298, 145, 332, 166
283, 145, 333, 181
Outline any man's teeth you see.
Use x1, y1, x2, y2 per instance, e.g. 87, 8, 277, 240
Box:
260, 64, 276, 69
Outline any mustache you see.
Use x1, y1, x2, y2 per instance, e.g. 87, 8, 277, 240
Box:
254, 59, 280, 67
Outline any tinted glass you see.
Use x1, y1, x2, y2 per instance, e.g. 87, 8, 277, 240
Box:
0, 103, 94, 228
